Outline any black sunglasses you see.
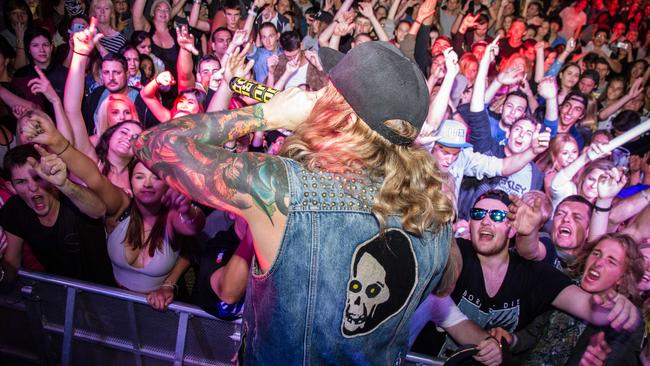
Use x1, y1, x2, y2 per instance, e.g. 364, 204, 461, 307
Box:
469, 208, 508, 223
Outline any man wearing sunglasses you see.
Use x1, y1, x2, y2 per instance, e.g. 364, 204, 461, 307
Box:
417, 190, 639, 359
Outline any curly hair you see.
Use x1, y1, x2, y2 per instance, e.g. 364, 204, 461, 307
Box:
570, 233, 645, 306
280, 82, 454, 236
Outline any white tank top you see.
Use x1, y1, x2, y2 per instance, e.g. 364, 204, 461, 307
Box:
107, 215, 179, 293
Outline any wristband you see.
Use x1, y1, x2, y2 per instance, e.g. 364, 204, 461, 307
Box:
0, 267, 5, 284
594, 204, 611, 212
179, 205, 198, 224
73, 50, 90, 57
56, 140, 71, 156
161, 282, 178, 293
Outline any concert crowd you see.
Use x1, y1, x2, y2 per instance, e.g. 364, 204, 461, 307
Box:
0, 0, 649, 364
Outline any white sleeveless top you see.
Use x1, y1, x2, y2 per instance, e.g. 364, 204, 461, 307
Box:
107, 216, 179, 293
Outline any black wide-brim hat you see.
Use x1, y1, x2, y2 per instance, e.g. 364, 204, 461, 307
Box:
318, 42, 429, 146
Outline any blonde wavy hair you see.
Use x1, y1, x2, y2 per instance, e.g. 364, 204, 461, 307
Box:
95, 94, 140, 137
281, 83, 455, 236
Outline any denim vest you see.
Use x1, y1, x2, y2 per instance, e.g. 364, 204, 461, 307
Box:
242, 158, 452, 365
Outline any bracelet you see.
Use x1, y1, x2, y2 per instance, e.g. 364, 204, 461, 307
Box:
161, 282, 178, 293
223, 143, 236, 152
56, 140, 71, 156
414, 19, 422, 24
484, 335, 502, 349
73, 50, 90, 57
248, 9, 258, 16
594, 204, 612, 212
0, 267, 5, 284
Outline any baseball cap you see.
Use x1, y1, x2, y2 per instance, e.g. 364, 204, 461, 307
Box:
313, 10, 334, 24
435, 120, 472, 149
318, 41, 429, 145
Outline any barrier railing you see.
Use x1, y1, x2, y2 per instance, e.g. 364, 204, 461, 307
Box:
0, 270, 443, 366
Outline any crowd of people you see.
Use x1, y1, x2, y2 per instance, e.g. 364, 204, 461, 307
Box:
0, 0, 649, 364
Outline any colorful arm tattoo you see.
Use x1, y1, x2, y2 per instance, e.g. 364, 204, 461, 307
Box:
135, 105, 289, 224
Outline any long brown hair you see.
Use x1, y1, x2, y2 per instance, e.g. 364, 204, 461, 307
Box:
125, 160, 173, 257
281, 83, 454, 235
570, 233, 645, 306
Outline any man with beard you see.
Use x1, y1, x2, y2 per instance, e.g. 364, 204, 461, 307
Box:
66, 31, 157, 130
419, 190, 639, 359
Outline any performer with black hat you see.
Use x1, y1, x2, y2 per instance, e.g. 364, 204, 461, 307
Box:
134, 41, 455, 364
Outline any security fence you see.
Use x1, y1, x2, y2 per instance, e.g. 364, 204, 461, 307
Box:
0, 270, 443, 366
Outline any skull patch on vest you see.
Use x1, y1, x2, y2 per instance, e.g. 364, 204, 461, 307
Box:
341, 229, 418, 337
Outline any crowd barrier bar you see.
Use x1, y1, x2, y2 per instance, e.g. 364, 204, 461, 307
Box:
0, 270, 444, 366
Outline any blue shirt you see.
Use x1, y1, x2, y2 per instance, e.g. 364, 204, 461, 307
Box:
247, 45, 282, 83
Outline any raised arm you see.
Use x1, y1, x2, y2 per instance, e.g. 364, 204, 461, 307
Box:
132, 0, 151, 31
588, 167, 627, 242
425, 48, 459, 133
501, 128, 550, 175
537, 76, 559, 126
140, 71, 175, 122
27, 144, 106, 219
29, 67, 75, 147
188, 0, 211, 32
176, 25, 200, 92
598, 78, 644, 121
357, 2, 389, 41
534, 41, 545, 82
134, 88, 324, 270
65, 17, 103, 161
471, 36, 499, 112
484, 65, 526, 104
20, 112, 130, 220
509, 194, 547, 260
207, 45, 254, 112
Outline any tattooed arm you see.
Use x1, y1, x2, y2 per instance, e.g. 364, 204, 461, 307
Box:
134, 88, 325, 271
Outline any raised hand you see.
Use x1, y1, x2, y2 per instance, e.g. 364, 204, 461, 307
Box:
507, 193, 545, 235
483, 34, 500, 65
357, 2, 376, 19
28, 66, 58, 103
565, 37, 577, 54
27, 144, 69, 188
585, 143, 610, 162
537, 76, 558, 100
163, 188, 192, 214
267, 54, 279, 71
72, 17, 104, 56
459, 13, 479, 33
443, 47, 459, 76
224, 43, 255, 83
597, 167, 627, 200
155, 71, 176, 87
417, 0, 438, 21
628, 78, 644, 99
18, 110, 66, 149
231, 29, 249, 48
334, 20, 355, 36
497, 63, 525, 85
304, 50, 323, 71
176, 25, 199, 55
531, 126, 551, 154
262, 87, 327, 131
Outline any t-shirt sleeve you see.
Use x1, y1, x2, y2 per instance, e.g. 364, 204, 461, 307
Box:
459, 147, 504, 179
527, 258, 574, 314
428, 295, 469, 328
0, 196, 28, 238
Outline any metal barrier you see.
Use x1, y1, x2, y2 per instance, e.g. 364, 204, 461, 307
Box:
0, 270, 444, 366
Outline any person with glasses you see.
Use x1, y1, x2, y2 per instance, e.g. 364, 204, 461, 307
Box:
410, 189, 640, 359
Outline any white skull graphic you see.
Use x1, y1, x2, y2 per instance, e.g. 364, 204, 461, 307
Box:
343, 252, 390, 334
